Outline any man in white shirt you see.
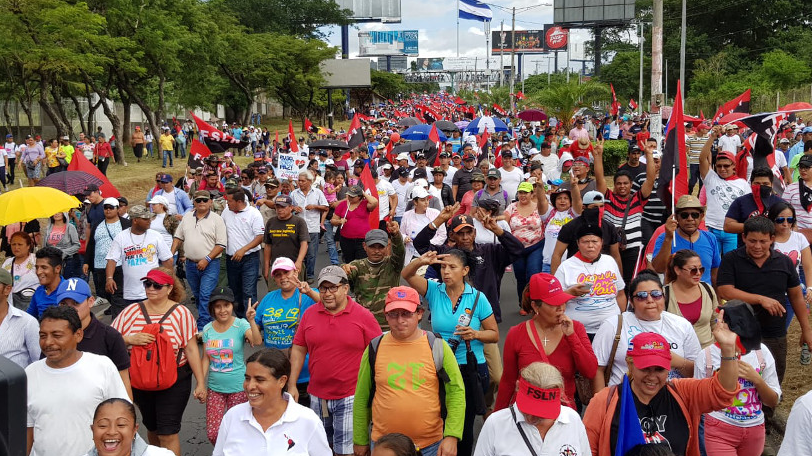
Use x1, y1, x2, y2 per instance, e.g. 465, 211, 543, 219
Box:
498, 150, 525, 201
290, 170, 328, 282
26, 306, 128, 456
0, 268, 40, 367
391, 167, 413, 224
718, 124, 742, 154
778, 389, 812, 456
222, 188, 265, 317
438, 149, 458, 187
373, 168, 397, 228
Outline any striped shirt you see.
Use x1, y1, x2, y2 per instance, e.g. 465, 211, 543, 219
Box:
111, 303, 197, 365
631, 174, 666, 225
687, 135, 708, 165
603, 190, 647, 250
0, 305, 41, 368
783, 182, 812, 230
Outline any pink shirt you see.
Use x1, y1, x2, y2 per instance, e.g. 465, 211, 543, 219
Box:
335, 200, 372, 239
293, 298, 382, 399
504, 202, 543, 247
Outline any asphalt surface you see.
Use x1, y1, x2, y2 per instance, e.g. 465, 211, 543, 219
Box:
92, 247, 526, 455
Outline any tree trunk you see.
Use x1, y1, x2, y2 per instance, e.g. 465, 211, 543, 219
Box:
156, 71, 165, 130
38, 73, 69, 137
122, 94, 131, 145
17, 98, 33, 136
51, 85, 73, 136
2, 99, 13, 135
67, 90, 87, 135
114, 70, 158, 149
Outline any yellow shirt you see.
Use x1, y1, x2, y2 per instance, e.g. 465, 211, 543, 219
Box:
159, 134, 174, 151
44, 146, 59, 167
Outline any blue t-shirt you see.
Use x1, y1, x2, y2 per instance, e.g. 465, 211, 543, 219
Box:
202, 318, 251, 393
653, 230, 721, 283
255, 289, 316, 383
424, 281, 493, 365
26, 278, 62, 319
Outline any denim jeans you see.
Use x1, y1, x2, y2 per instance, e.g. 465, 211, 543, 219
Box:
177, 143, 186, 159
512, 241, 544, 304
306, 232, 319, 279
186, 258, 220, 330
689, 163, 703, 193
322, 224, 340, 265
162, 149, 173, 167
226, 251, 260, 318
709, 227, 738, 255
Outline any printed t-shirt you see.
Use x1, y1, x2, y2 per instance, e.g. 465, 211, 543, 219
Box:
603, 190, 647, 250
774, 231, 810, 276
504, 202, 543, 247
694, 343, 781, 427
555, 254, 625, 334
105, 228, 173, 301
542, 209, 577, 264
609, 384, 690, 456
202, 318, 251, 393
263, 216, 309, 263
702, 171, 751, 230
256, 289, 316, 383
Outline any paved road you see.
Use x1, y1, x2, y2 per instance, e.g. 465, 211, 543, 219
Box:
95, 248, 526, 455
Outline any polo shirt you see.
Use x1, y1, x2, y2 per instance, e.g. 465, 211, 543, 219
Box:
221, 206, 264, 256
652, 229, 721, 283
212, 396, 331, 456
292, 297, 382, 399
717, 247, 801, 338
77, 314, 130, 371
0, 305, 41, 368
174, 210, 227, 261
26, 278, 62, 319
473, 404, 590, 456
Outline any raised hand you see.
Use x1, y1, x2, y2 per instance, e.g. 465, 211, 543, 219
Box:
245, 299, 259, 321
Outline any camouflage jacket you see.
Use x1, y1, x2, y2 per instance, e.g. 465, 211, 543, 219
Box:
347, 230, 405, 331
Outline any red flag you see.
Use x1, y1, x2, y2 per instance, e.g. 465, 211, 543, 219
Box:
516, 91, 526, 100
479, 127, 490, 151
492, 104, 506, 116
347, 115, 364, 149
628, 98, 638, 111
187, 139, 212, 169
67, 151, 120, 197
659, 80, 689, 203
304, 118, 317, 133
454, 96, 466, 105
610, 84, 620, 116
359, 164, 380, 229
699, 110, 706, 122
711, 89, 751, 125
385, 140, 395, 164
288, 120, 299, 153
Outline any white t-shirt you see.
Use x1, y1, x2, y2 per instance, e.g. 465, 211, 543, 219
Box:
499, 166, 525, 200
694, 343, 781, 427
221, 206, 265, 255
592, 311, 702, 386
474, 218, 512, 245
473, 404, 590, 456
375, 179, 396, 220
701, 171, 751, 229
443, 166, 458, 187
212, 395, 332, 456
26, 353, 129, 456
538, 153, 561, 181
391, 179, 414, 218
778, 390, 812, 456
160, 189, 180, 215
555, 254, 625, 334
3, 141, 15, 160
150, 213, 174, 250
105, 228, 173, 300
718, 134, 742, 153
774, 231, 810, 276
542, 209, 577, 265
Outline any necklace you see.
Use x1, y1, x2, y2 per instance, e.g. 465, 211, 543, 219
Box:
129, 230, 147, 250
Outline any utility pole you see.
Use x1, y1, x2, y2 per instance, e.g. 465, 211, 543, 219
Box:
679, 0, 686, 107
485, 20, 491, 93
651, 0, 664, 145
499, 21, 505, 88
510, 7, 516, 112
638, 21, 644, 116
456, 0, 460, 57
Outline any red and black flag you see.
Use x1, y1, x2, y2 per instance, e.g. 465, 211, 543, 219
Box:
187, 139, 212, 169
658, 80, 689, 208
628, 98, 638, 112
739, 111, 786, 174
492, 104, 507, 116
190, 112, 250, 153
304, 118, 318, 134
346, 114, 364, 149
711, 89, 751, 125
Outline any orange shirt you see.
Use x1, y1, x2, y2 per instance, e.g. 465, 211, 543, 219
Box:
371, 335, 442, 448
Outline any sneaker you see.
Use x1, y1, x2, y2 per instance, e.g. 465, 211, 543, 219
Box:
505, 265, 513, 273
801, 343, 811, 365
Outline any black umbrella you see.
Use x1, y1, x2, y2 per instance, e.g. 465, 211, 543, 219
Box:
309, 139, 350, 150
397, 117, 422, 127
433, 120, 460, 132
37, 171, 104, 196
392, 140, 433, 153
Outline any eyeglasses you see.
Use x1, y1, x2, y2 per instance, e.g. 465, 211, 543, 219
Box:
678, 211, 701, 220
194, 198, 210, 203
103, 205, 117, 210
682, 266, 706, 275
632, 290, 665, 301
385, 310, 416, 319
715, 164, 732, 169
143, 280, 170, 290
318, 283, 344, 294
776, 217, 796, 224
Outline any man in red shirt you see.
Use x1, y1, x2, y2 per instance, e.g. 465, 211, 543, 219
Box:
288, 266, 382, 456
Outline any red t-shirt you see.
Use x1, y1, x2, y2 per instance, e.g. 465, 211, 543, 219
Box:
292, 297, 382, 399
335, 200, 372, 239
495, 319, 597, 411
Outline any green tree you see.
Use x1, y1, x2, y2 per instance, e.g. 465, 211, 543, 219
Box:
597, 51, 650, 102
371, 70, 407, 100
217, 0, 353, 38
759, 50, 811, 91
533, 80, 609, 129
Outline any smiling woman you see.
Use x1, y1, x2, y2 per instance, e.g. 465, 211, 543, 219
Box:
83, 398, 175, 456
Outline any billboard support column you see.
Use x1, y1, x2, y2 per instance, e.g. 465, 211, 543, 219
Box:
509, 7, 516, 112
485, 20, 491, 93
342, 25, 350, 112
593, 27, 602, 76
327, 89, 334, 131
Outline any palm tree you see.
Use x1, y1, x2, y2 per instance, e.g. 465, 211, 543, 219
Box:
533, 79, 610, 129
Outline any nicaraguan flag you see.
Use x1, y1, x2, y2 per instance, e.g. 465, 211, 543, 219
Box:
459, 0, 492, 22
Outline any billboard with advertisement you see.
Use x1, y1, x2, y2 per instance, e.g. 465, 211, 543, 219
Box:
415, 58, 445, 71
442, 57, 502, 71
554, 0, 635, 26
491, 30, 546, 54
544, 25, 569, 50
334, 0, 402, 23
359, 30, 419, 56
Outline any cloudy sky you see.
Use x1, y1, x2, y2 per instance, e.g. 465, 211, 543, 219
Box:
321, 0, 593, 77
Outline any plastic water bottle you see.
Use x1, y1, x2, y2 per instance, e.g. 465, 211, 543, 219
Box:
801, 343, 811, 365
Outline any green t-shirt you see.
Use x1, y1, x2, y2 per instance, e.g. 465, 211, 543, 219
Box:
202, 318, 251, 393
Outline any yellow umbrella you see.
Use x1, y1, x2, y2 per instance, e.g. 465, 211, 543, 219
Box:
0, 187, 81, 225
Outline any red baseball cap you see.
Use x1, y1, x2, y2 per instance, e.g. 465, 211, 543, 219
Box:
529, 273, 574, 306
627, 333, 672, 370
385, 286, 421, 312
141, 269, 174, 286
716, 151, 736, 163
515, 378, 562, 419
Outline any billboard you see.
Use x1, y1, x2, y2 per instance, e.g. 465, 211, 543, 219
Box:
320, 59, 372, 88
544, 25, 569, 50
359, 30, 419, 56
554, 0, 635, 26
491, 30, 546, 54
442, 57, 502, 71
333, 0, 401, 23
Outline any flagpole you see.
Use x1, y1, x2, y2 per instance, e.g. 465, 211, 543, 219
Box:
457, 0, 460, 57
672, 165, 676, 248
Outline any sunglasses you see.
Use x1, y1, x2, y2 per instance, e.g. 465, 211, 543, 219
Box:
678, 211, 701, 220
682, 266, 706, 275
103, 205, 117, 210
143, 280, 170, 290
632, 290, 665, 301
715, 164, 732, 169
775, 217, 796, 224
385, 310, 416, 319
194, 198, 210, 203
